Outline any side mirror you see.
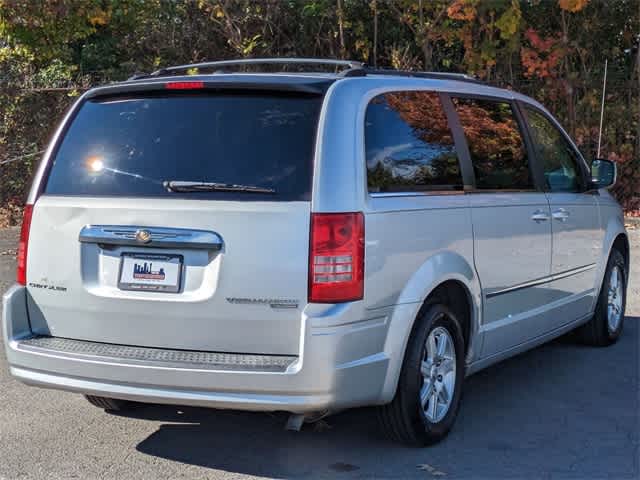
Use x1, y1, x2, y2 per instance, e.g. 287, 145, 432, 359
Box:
590, 158, 616, 189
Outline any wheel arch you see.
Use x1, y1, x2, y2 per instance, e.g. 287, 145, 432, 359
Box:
612, 233, 630, 277
593, 215, 629, 309
379, 251, 481, 403
417, 280, 474, 357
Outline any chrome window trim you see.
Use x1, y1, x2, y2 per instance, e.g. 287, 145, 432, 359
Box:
369, 191, 465, 198
465, 189, 539, 194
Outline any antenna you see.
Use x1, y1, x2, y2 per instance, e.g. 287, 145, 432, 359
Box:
597, 59, 608, 158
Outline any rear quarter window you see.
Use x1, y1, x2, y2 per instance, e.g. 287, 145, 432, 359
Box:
365, 91, 464, 193
45, 92, 322, 201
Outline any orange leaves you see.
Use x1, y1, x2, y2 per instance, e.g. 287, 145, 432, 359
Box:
88, 7, 111, 26
521, 49, 561, 79
445, 1, 522, 79
558, 0, 589, 13
521, 29, 564, 79
384, 92, 454, 145
525, 29, 557, 51
447, 0, 477, 21
454, 101, 524, 162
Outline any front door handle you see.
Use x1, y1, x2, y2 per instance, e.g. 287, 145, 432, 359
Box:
531, 210, 550, 223
552, 208, 570, 222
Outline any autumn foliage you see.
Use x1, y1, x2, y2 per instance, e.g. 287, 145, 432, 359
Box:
384, 92, 454, 146
521, 29, 565, 79
0, 0, 638, 221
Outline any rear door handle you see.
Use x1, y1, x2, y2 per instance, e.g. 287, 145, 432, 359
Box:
552, 208, 570, 222
531, 210, 550, 223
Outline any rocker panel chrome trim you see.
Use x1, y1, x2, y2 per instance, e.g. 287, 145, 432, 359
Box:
486, 263, 596, 298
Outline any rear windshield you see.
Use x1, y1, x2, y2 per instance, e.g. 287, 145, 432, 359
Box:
45, 92, 322, 201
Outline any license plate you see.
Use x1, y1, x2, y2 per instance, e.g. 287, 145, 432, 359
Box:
118, 253, 183, 293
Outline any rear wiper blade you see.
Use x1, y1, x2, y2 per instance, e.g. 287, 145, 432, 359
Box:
163, 180, 276, 194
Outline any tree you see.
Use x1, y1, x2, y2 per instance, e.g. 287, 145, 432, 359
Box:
0, 0, 637, 222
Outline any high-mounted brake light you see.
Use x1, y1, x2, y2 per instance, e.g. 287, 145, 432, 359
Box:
165, 81, 204, 90
309, 212, 364, 303
16, 204, 33, 285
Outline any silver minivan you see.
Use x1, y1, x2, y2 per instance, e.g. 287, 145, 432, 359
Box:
3, 59, 629, 445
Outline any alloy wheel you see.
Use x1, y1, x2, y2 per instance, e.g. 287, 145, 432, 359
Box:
420, 325, 457, 423
607, 265, 624, 333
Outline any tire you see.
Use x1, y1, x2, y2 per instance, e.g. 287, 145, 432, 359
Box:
575, 248, 627, 346
84, 395, 135, 412
378, 304, 465, 446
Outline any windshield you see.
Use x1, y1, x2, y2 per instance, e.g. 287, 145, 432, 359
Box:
45, 92, 322, 201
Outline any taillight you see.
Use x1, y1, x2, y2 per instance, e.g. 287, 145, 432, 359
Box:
165, 81, 204, 90
309, 212, 364, 303
16, 204, 34, 285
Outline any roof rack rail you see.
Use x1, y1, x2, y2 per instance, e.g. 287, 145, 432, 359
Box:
140, 58, 364, 79
127, 57, 485, 85
353, 67, 485, 84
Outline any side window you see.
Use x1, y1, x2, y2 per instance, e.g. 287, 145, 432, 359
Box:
452, 97, 533, 190
365, 91, 463, 193
525, 107, 582, 192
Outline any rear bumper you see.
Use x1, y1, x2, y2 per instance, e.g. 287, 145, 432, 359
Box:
3, 285, 394, 413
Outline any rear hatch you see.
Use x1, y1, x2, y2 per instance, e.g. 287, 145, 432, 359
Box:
25, 84, 323, 355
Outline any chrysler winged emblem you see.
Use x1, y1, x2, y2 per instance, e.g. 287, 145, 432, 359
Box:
135, 229, 152, 244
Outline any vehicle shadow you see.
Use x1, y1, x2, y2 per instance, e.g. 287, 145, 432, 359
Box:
129, 316, 639, 479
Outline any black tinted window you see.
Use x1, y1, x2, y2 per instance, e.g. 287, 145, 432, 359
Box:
525, 107, 582, 192
45, 93, 322, 200
365, 91, 463, 193
453, 97, 532, 190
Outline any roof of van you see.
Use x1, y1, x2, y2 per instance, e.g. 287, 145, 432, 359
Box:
87, 57, 486, 97
85, 58, 546, 112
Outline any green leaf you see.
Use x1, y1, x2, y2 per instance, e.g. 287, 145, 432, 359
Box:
495, 2, 521, 40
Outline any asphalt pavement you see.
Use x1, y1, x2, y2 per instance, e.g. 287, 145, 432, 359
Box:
0, 226, 638, 479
